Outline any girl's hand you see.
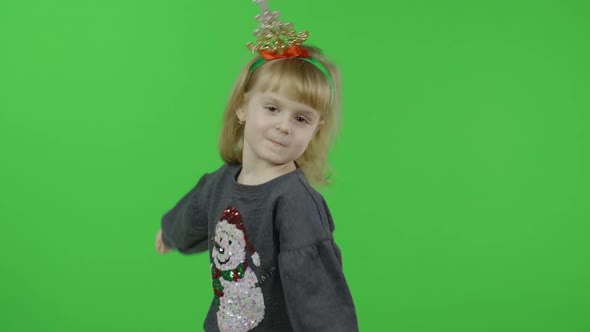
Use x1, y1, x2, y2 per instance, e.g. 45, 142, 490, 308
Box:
155, 228, 171, 254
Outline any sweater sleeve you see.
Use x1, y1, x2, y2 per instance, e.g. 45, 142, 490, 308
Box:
160, 173, 210, 254
277, 193, 358, 331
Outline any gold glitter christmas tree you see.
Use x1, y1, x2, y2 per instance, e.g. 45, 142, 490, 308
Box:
246, 0, 309, 55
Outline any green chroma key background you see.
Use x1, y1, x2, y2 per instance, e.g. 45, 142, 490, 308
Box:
0, 0, 588, 331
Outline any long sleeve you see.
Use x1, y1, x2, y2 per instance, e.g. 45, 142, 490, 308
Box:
161, 173, 211, 254
276, 191, 358, 331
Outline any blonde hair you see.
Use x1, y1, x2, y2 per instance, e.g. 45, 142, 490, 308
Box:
219, 46, 342, 186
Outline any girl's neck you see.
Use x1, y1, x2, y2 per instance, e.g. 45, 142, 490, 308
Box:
237, 161, 297, 186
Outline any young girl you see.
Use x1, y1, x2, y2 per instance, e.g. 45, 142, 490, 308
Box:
155, 1, 358, 331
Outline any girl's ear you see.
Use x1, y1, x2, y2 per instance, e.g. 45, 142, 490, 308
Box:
314, 120, 325, 135
236, 106, 245, 122
236, 93, 250, 121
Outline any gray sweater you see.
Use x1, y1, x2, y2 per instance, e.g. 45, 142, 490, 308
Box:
161, 163, 358, 332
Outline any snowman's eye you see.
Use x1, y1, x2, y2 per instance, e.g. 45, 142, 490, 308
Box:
229, 240, 232, 245
214, 242, 224, 254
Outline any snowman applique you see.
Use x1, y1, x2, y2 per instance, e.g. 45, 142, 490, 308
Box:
211, 207, 265, 332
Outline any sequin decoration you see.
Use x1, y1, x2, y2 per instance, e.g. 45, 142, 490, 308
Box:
211, 207, 265, 332
256, 266, 276, 287
246, 0, 309, 55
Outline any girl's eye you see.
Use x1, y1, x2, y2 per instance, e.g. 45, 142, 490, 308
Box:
265, 105, 278, 112
295, 116, 309, 124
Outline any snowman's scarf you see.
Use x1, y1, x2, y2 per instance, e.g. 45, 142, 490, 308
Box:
211, 262, 247, 310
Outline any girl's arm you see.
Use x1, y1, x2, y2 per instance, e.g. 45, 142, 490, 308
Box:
159, 173, 211, 254
277, 194, 359, 331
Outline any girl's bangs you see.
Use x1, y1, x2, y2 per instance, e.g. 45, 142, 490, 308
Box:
247, 59, 332, 115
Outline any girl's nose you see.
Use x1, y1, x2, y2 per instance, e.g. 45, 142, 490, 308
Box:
276, 114, 291, 134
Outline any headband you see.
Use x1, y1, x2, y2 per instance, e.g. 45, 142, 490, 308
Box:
245, 0, 335, 104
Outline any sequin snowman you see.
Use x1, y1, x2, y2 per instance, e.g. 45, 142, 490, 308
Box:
211, 207, 265, 332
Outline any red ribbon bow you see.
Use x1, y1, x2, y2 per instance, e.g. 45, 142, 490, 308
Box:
259, 45, 310, 60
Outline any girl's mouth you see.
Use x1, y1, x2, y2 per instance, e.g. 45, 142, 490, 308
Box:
268, 138, 287, 147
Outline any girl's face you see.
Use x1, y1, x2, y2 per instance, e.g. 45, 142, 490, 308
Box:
237, 89, 323, 169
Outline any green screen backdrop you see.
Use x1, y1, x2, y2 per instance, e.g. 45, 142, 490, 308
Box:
1, 0, 588, 331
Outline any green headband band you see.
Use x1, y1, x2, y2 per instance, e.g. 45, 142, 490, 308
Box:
248, 57, 335, 105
